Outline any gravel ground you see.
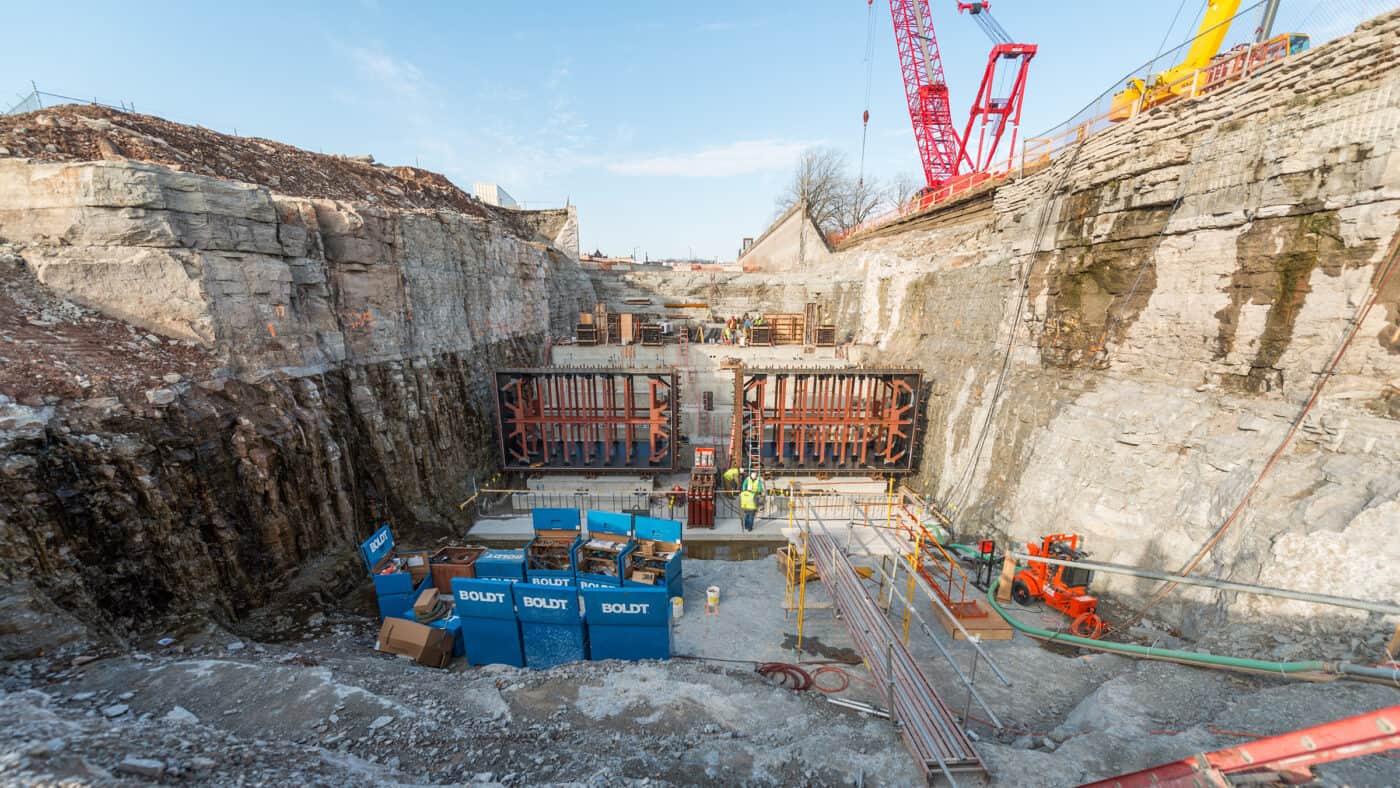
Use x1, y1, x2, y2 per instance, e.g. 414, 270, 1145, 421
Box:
2, 558, 1396, 786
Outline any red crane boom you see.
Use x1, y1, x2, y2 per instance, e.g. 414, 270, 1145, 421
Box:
889, 0, 966, 188
888, 1, 1036, 191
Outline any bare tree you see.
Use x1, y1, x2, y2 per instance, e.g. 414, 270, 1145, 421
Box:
839, 175, 884, 230
885, 172, 923, 208
775, 147, 851, 234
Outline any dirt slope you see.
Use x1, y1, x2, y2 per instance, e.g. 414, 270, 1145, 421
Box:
0, 104, 495, 218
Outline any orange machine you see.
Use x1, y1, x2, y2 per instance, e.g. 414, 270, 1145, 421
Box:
1011, 533, 1103, 638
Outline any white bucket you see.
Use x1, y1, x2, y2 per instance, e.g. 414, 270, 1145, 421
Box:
706, 585, 720, 609
671, 595, 684, 620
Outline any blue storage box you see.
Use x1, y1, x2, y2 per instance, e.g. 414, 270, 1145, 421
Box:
573, 510, 635, 588
625, 516, 684, 598
526, 508, 582, 588
476, 548, 527, 582
582, 585, 672, 661
451, 578, 524, 667
360, 525, 434, 617
513, 583, 588, 669
376, 591, 415, 619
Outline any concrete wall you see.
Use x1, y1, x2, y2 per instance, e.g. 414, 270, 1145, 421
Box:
737, 200, 834, 272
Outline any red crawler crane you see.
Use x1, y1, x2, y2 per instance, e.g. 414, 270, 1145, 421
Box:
887, 0, 1036, 192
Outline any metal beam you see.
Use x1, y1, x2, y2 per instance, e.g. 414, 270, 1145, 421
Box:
800, 501, 985, 781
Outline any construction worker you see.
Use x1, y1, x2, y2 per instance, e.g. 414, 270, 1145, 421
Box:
722, 464, 741, 492
667, 483, 685, 518
739, 486, 759, 532
742, 469, 765, 496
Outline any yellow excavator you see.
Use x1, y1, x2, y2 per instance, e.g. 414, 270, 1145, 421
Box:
1109, 0, 1308, 121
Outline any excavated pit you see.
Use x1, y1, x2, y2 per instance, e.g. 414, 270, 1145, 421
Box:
2, 10, 1399, 787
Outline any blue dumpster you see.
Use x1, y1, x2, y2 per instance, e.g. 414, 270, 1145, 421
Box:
359, 524, 434, 618
526, 508, 582, 588
573, 510, 635, 588
513, 583, 587, 668
626, 516, 684, 598
451, 578, 524, 667
476, 548, 527, 582
582, 585, 672, 661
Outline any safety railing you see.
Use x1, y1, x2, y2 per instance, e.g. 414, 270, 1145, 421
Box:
828, 169, 1006, 246
829, 26, 1313, 249
1018, 31, 1308, 175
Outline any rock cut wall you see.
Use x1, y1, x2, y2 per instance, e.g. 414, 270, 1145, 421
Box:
0, 153, 594, 651
843, 11, 1400, 634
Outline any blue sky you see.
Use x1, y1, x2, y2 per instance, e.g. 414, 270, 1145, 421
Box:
2, 1, 1387, 259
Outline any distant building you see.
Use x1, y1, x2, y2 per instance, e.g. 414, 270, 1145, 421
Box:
472, 183, 518, 208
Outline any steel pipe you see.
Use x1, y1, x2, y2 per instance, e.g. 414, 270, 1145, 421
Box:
1007, 552, 1400, 617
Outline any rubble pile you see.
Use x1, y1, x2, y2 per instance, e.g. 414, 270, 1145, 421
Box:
0, 105, 491, 217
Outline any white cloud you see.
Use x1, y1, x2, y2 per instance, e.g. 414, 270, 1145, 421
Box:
349, 47, 426, 99
608, 139, 818, 178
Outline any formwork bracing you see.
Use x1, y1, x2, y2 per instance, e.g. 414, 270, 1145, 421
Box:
494, 368, 679, 473
739, 368, 922, 473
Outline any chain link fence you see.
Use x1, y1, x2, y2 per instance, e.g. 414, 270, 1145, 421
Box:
834, 0, 1398, 245
1020, 0, 1398, 171
4, 88, 135, 116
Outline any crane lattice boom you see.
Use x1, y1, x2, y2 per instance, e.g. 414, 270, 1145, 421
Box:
888, 0, 1036, 191
889, 0, 966, 187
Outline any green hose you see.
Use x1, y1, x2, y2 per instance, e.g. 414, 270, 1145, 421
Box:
986, 577, 1331, 676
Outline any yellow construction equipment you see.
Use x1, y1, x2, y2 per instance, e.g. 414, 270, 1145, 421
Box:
1109, 0, 1242, 120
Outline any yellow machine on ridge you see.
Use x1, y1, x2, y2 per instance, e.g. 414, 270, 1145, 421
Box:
1111, 0, 1244, 119
1109, 0, 1308, 121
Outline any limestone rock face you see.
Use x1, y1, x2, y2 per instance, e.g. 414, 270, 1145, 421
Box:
0, 159, 591, 372
841, 10, 1400, 631
0, 155, 595, 643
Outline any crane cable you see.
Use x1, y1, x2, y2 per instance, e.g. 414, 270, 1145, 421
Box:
858, 0, 877, 186
1119, 229, 1400, 630
941, 139, 1089, 519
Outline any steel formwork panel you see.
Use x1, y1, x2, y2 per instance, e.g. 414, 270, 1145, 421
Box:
741, 368, 922, 474
495, 368, 679, 473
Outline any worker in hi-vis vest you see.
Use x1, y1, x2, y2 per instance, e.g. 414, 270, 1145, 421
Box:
722, 465, 741, 492
742, 469, 764, 496
739, 488, 759, 532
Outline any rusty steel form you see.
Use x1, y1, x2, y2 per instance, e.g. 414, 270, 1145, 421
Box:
494, 368, 679, 473
739, 368, 922, 474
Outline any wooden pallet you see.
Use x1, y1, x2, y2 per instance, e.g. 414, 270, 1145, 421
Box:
931, 598, 1014, 641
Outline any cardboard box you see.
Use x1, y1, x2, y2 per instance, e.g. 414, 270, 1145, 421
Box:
375, 617, 452, 668
413, 587, 439, 618
629, 570, 657, 585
